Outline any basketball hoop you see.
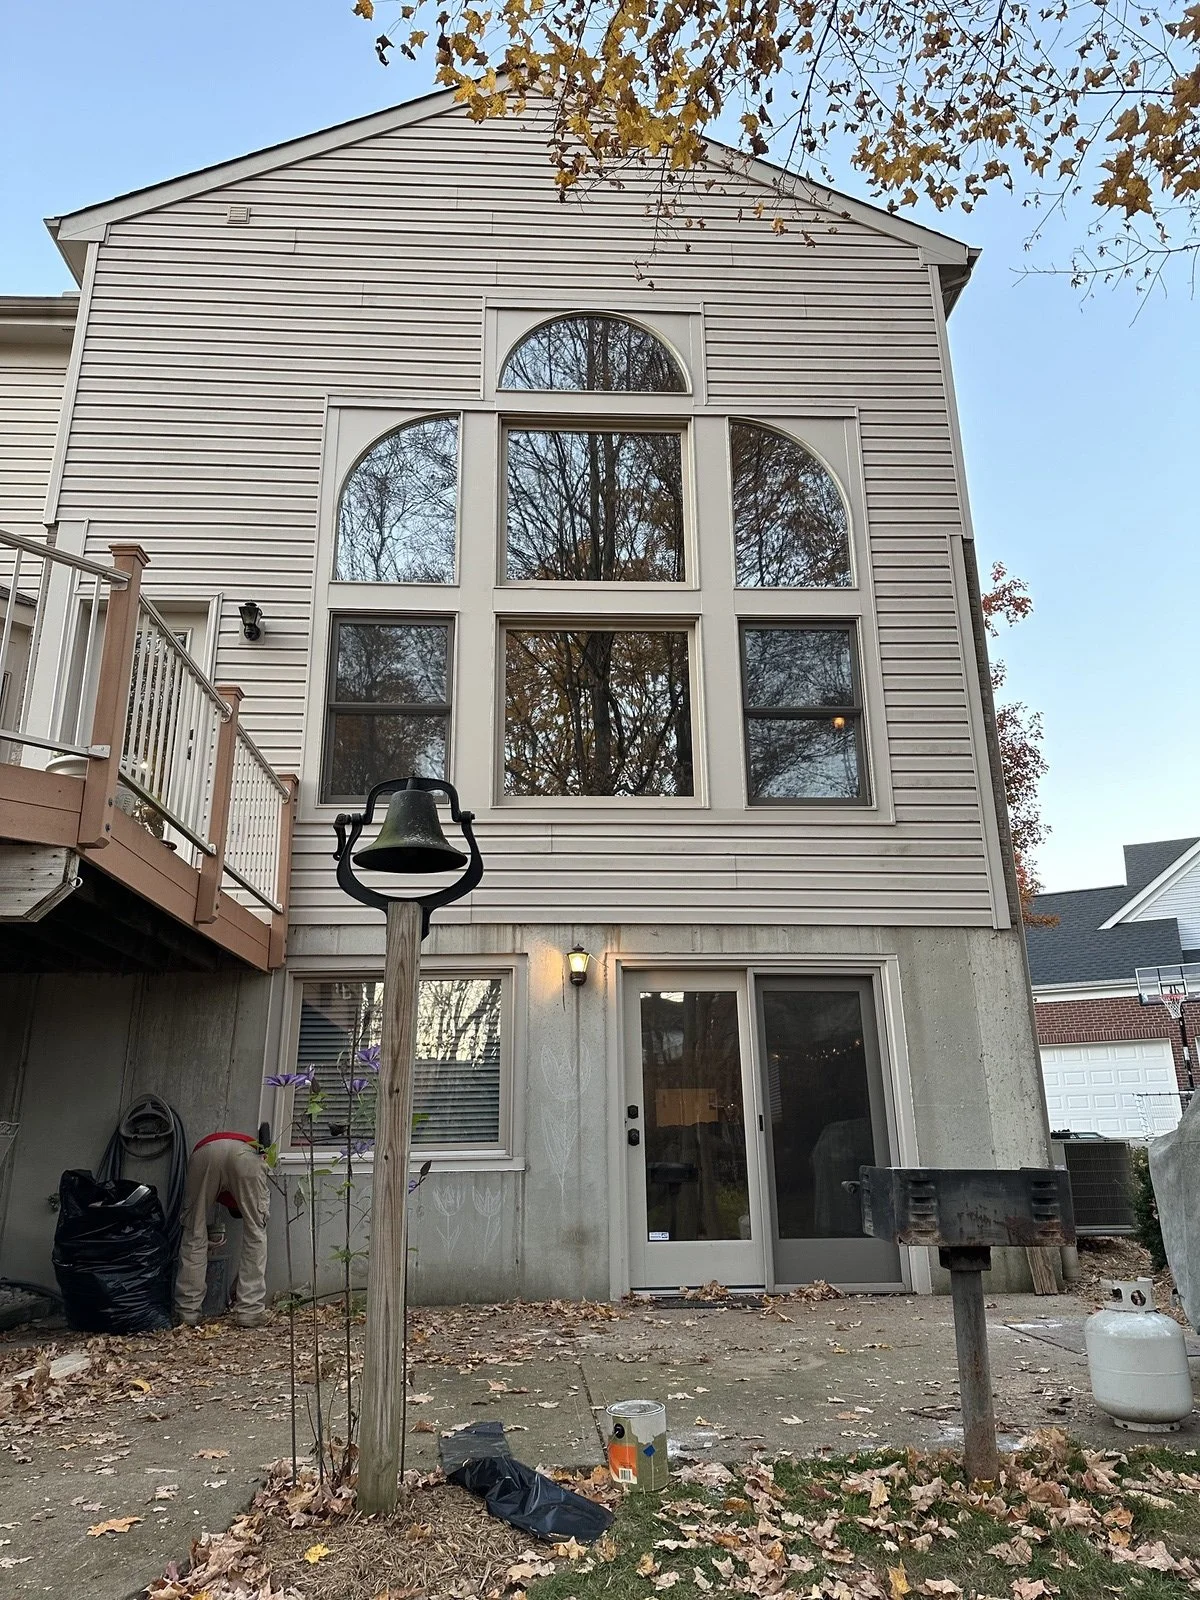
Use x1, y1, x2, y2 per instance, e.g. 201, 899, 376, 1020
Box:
1136, 964, 1200, 1092
1159, 988, 1187, 1022
1136, 964, 1200, 1014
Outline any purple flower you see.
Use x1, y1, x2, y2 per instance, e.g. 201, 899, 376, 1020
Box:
265, 1071, 314, 1089
351, 1139, 375, 1157
347, 1077, 371, 1095
357, 1045, 381, 1073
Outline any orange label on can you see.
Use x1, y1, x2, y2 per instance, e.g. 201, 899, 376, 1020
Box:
608, 1440, 638, 1484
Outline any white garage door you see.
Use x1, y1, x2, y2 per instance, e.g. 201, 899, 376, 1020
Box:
1040, 1039, 1182, 1137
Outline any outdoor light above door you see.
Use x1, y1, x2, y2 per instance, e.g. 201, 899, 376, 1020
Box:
568, 945, 591, 986
238, 600, 263, 641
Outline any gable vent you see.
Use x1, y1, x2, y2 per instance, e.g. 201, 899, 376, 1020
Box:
226, 204, 252, 225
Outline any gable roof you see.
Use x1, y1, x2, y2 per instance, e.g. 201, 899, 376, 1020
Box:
45, 85, 977, 304
1027, 837, 1199, 988
1099, 838, 1200, 931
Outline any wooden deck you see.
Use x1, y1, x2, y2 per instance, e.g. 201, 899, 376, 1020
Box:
0, 762, 295, 971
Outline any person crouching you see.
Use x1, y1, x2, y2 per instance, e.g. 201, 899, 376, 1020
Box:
175, 1131, 270, 1329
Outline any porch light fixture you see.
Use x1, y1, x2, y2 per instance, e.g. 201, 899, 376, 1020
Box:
239, 600, 263, 641
567, 945, 591, 987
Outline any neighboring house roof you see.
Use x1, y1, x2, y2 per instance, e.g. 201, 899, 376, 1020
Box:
1027, 837, 1198, 987
0, 294, 77, 347
44, 85, 978, 306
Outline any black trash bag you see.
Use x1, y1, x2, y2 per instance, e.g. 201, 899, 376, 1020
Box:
448, 1455, 614, 1543
52, 1169, 174, 1334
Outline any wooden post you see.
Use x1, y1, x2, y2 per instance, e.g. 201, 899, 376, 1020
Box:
194, 685, 242, 925
78, 544, 149, 849
268, 774, 298, 968
357, 896, 422, 1517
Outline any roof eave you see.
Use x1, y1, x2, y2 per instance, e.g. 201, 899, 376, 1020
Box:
46, 86, 979, 275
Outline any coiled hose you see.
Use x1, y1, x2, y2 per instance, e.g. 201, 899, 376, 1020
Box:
96, 1094, 188, 1252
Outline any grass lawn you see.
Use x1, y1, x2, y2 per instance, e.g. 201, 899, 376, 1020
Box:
526, 1435, 1200, 1600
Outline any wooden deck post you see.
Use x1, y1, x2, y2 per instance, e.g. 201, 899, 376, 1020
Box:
194, 685, 242, 925
268, 773, 298, 968
78, 543, 150, 850
357, 896, 422, 1517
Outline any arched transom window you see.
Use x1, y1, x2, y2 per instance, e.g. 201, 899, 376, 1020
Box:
730, 422, 851, 588
335, 415, 458, 583
499, 314, 688, 393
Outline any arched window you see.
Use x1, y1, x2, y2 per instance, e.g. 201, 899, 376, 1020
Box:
730, 422, 851, 588
335, 416, 458, 583
499, 314, 687, 393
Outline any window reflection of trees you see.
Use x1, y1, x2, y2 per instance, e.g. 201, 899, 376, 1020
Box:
506, 429, 685, 582
505, 629, 693, 796
742, 627, 862, 802
335, 416, 458, 583
500, 314, 687, 393
324, 621, 450, 800
292, 977, 503, 1148
731, 422, 851, 588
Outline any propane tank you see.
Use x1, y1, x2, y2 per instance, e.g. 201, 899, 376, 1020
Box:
1085, 1278, 1193, 1431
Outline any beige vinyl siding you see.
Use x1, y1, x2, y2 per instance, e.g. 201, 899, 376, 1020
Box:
55, 105, 995, 927
0, 344, 68, 531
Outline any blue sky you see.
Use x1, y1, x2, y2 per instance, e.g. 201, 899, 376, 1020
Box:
3, 1, 1196, 894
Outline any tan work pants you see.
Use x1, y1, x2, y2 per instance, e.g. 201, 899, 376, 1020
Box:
175, 1139, 270, 1319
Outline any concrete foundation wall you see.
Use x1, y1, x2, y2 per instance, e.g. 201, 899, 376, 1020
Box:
0, 970, 271, 1288
1, 919, 1050, 1303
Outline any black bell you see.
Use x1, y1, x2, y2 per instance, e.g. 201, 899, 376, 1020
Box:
353, 784, 468, 875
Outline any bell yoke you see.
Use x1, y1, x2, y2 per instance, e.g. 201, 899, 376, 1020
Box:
332, 774, 484, 933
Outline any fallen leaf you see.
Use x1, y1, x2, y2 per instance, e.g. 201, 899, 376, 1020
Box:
553, 1537, 587, 1560
988, 1537, 1034, 1566
127, 1378, 153, 1395
87, 1517, 142, 1537
194, 1449, 229, 1460
1011, 1581, 1057, 1599
653, 1574, 681, 1591
152, 1486, 178, 1502
507, 1557, 554, 1581
869, 1478, 891, 1509
535, 1401, 559, 1410
636, 1552, 659, 1578
889, 1567, 911, 1599
410, 1419, 436, 1434
409, 1393, 434, 1405
303, 1543, 332, 1564
693, 1568, 713, 1593
781, 1414, 804, 1425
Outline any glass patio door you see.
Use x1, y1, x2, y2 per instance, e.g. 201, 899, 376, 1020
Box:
625, 972, 766, 1289
757, 977, 902, 1287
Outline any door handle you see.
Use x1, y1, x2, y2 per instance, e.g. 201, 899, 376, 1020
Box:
627, 1128, 641, 1146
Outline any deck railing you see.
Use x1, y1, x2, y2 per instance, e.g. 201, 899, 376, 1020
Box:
0, 527, 294, 944
0, 526, 130, 760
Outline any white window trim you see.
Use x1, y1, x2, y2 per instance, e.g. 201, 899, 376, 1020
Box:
303, 347, 891, 827
482, 301, 705, 405
269, 954, 527, 1170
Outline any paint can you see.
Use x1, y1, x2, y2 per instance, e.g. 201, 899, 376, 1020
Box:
605, 1399, 669, 1492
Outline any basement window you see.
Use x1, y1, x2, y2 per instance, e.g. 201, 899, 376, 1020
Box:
284, 974, 509, 1154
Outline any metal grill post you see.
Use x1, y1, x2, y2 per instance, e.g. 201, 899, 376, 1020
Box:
942, 1246, 999, 1480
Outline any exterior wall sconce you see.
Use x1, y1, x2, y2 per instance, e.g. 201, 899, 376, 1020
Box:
239, 600, 263, 641
568, 945, 591, 987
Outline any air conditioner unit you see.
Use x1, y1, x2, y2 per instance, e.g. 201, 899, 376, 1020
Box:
1051, 1137, 1136, 1235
